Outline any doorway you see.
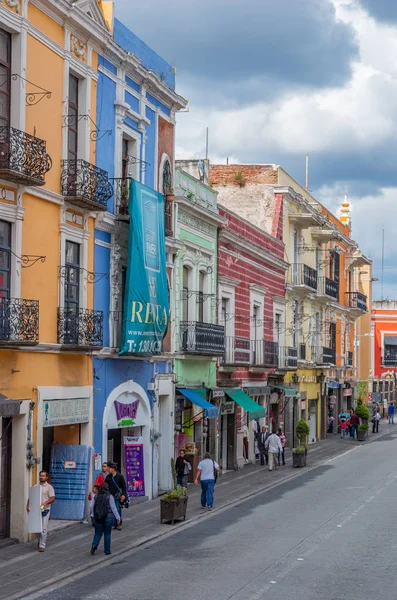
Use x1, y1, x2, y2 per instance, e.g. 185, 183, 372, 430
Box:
0, 418, 12, 538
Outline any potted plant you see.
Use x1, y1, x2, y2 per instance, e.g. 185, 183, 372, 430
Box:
292, 419, 310, 467
160, 458, 188, 524
165, 187, 175, 203
357, 423, 368, 442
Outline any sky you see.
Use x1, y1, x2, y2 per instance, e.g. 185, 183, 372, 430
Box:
115, 0, 397, 300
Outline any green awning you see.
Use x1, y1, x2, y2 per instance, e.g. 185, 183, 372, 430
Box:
274, 386, 298, 397
225, 389, 265, 420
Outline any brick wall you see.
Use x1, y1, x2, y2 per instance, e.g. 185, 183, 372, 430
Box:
210, 164, 278, 186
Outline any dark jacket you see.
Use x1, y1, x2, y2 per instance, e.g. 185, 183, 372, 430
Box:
258, 432, 269, 452
175, 456, 190, 477
105, 472, 127, 498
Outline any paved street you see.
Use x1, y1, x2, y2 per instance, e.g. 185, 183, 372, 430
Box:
1, 425, 394, 600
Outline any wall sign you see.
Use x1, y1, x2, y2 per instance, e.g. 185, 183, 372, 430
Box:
124, 436, 145, 497
343, 388, 353, 397
220, 400, 235, 415
114, 399, 139, 427
43, 398, 90, 427
119, 181, 169, 356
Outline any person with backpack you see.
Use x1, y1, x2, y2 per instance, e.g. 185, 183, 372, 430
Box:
105, 462, 127, 530
90, 482, 120, 556
194, 452, 220, 511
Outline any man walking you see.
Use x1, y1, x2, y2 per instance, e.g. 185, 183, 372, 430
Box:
105, 462, 127, 530
265, 429, 283, 472
388, 402, 395, 424
26, 470, 55, 552
258, 426, 269, 466
194, 452, 220, 511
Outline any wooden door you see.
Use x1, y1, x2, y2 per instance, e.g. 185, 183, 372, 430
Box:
0, 418, 12, 538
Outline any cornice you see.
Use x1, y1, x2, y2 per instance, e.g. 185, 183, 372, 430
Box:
25, 186, 63, 206
219, 228, 289, 272
176, 196, 225, 226
218, 275, 240, 288
250, 283, 267, 295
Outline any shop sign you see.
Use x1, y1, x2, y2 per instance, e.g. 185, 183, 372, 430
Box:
119, 180, 169, 357
270, 392, 279, 404
114, 399, 139, 428
298, 375, 317, 383
327, 381, 340, 389
212, 390, 225, 399
94, 453, 102, 471
124, 436, 145, 497
64, 461, 76, 469
43, 398, 90, 427
301, 400, 306, 410
329, 396, 337, 406
220, 400, 235, 415
343, 388, 353, 397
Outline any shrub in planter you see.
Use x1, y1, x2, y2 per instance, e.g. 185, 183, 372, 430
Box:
160, 459, 189, 524
357, 423, 368, 442
355, 397, 370, 421
292, 445, 307, 467
296, 419, 310, 454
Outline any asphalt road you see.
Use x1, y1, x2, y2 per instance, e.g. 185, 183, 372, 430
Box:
29, 430, 397, 600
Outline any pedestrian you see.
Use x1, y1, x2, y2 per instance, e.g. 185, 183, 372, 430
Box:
105, 462, 127, 530
90, 482, 120, 556
375, 409, 381, 433
94, 461, 109, 488
388, 402, 395, 424
340, 418, 347, 439
194, 452, 220, 511
175, 449, 191, 488
277, 427, 286, 466
26, 470, 55, 553
258, 425, 269, 466
265, 428, 283, 471
327, 415, 334, 435
350, 411, 360, 439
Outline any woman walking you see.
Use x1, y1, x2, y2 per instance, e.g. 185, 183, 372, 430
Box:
277, 427, 286, 466
90, 482, 120, 556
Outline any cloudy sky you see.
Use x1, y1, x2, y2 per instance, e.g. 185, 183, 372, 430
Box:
116, 0, 397, 300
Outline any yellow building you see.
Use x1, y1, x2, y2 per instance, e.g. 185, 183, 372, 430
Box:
0, 0, 112, 541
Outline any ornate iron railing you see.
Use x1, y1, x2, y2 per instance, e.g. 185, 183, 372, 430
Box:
221, 336, 251, 365
289, 263, 318, 291
0, 297, 39, 344
251, 340, 279, 367
111, 177, 131, 218
346, 291, 367, 312
0, 126, 51, 185
278, 346, 298, 369
58, 308, 103, 348
180, 321, 224, 355
61, 159, 112, 210
318, 276, 339, 300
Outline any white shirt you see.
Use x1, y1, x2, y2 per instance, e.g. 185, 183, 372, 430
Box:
265, 433, 283, 453
197, 458, 219, 481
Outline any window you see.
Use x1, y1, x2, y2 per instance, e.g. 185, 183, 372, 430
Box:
334, 251, 340, 283
0, 219, 11, 299
182, 266, 189, 322
0, 29, 11, 127
384, 336, 397, 366
253, 304, 260, 341
64, 241, 80, 312
68, 74, 79, 160
329, 322, 336, 350
198, 271, 205, 323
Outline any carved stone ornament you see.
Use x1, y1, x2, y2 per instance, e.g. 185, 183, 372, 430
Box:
178, 210, 217, 237
2, 0, 20, 13
70, 35, 87, 61
111, 241, 122, 312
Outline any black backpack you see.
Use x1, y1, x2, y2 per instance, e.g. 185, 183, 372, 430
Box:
94, 493, 109, 522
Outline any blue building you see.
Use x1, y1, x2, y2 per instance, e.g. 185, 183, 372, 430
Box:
93, 14, 187, 499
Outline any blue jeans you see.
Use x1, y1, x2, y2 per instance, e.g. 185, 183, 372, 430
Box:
389, 414, 394, 424
350, 424, 358, 438
200, 479, 215, 508
92, 514, 113, 554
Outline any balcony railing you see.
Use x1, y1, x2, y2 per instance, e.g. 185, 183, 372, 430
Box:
180, 321, 225, 355
290, 264, 318, 292
220, 336, 250, 365
346, 291, 367, 312
311, 346, 336, 365
0, 298, 39, 345
318, 276, 339, 300
0, 126, 52, 186
346, 351, 353, 366
58, 308, 103, 349
251, 340, 279, 367
61, 159, 112, 211
111, 177, 131, 219
278, 346, 298, 369
383, 355, 397, 367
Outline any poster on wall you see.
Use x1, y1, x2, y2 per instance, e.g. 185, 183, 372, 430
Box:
119, 180, 169, 357
124, 436, 145, 497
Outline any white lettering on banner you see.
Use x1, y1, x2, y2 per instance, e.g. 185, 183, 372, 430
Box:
298, 375, 317, 383
212, 390, 225, 398
43, 398, 90, 427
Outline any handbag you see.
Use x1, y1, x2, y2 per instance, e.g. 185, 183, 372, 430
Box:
112, 476, 130, 509
212, 460, 218, 484
41, 509, 50, 517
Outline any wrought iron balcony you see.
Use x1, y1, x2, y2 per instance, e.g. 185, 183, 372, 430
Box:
289, 263, 318, 292
346, 291, 367, 313
318, 276, 339, 300
111, 177, 131, 220
251, 340, 279, 367
0, 297, 39, 345
180, 321, 224, 355
278, 346, 298, 369
0, 126, 52, 186
311, 346, 336, 365
221, 336, 251, 366
165, 198, 173, 236
61, 159, 112, 211
58, 307, 103, 349
346, 351, 353, 366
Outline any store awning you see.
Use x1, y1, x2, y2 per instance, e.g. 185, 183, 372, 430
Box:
273, 386, 298, 397
225, 389, 265, 420
0, 394, 22, 417
177, 388, 219, 418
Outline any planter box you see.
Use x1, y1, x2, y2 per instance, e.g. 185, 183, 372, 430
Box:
292, 452, 306, 468
160, 496, 188, 524
357, 430, 366, 442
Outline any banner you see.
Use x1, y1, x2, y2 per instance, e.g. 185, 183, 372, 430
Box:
119, 180, 169, 356
124, 436, 145, 497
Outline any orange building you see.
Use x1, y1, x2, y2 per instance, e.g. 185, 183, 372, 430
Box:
371, 301, 397, 410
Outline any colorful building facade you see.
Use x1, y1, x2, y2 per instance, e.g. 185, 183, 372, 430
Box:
370, 300, 397, 410
0, 0, 114, 541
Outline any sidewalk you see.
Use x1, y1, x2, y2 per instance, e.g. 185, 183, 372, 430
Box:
1, 424, 395, 600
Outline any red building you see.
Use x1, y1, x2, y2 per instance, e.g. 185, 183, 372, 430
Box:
371, 300, 397, 409
216, 205, 288, 470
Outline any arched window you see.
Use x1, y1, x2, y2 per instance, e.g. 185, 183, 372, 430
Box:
162, 158, 172, 195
